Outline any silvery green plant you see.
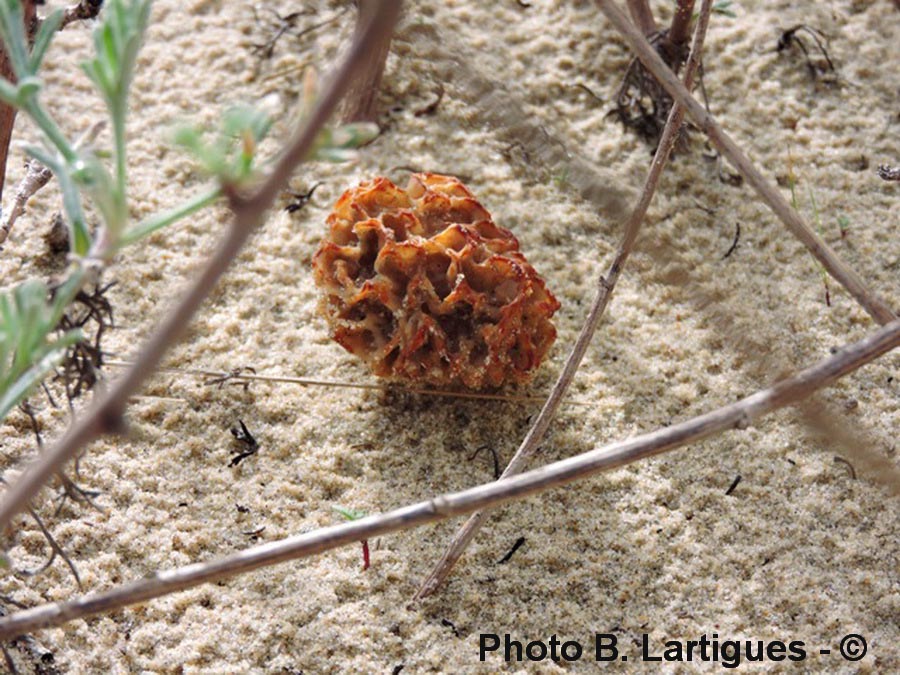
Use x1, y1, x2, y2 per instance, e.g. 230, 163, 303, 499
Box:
0, 0, 377, 428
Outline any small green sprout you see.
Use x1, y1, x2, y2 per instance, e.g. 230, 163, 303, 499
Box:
837, 215, 850, 239
332, 505, 370, 570
0, 276, 85, 420
690, 1, 737, 19
300, 67, 379, 163
174, 105, 273, 188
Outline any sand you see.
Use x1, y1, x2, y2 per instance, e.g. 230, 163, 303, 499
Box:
1, 0, 898, 672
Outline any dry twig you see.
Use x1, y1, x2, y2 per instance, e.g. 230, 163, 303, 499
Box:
412, 0, 716, 602
0, 318, 897, 639
59, 0, 104, 31
0, 159, 50, 246
340, 0, 396, 123
0, 0, 403, 532
625, 0, 657, 36
595, 0, 896, 325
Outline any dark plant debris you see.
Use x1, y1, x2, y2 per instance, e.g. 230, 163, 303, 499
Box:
229, 420, 260, 466
610, 31, 691, 148
776, 25, 837, 83
833, 456, 856, 480
724, 474, 742, 496
468, 444, 501, 479
249, 5, 350, 60
52, 281, 115, 407
877, 164, 900, 181
573, 82, 604, 103
722, 221, 741, 259
284, 182, 322, 213
497, 536, 526, 564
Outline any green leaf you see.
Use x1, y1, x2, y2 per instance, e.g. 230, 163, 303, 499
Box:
119, 185, 222, 248
25, 146, 92, 255
175, 105, 272, 186
0, 77, 19, 106
15, 75, 43, 99
311, 122, 379, 163
0, 0, 30, 79
28, 9, 64, 73
0, 278, 85, 421
0, 331, 82, 420
332, 505, 367, 521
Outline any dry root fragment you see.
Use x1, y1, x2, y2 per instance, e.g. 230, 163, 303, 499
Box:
312, 173, 560, 389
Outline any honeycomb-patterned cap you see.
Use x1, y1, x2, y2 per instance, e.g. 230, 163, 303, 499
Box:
312, 173, 560, 389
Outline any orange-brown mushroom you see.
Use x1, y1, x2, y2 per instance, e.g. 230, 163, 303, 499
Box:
312, 173, 559, 389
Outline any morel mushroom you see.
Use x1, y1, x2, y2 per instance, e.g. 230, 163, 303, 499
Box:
312, 173, 559, 389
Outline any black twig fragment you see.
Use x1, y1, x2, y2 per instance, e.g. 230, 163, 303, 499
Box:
441, 618, 460, 637
833, 456, 856, 480
497, 536, 526, 564
284, 182, 322, 213
573, 82, 604, 103
723, 221, 741, 259
229, 420, 260, 467
877, 165, 900, 181
468, 445, 501, 479
724, 474, 742, 496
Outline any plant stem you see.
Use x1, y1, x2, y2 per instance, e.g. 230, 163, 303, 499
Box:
0, 0, 404, 533
339, 0, 396, 123
625, 0, 657, 35
23, 99, 78, 164
117, 186, 222, 249
669, 0, 696, 51
593, 0, 897, 325
112, 102, 127, 227
412, 0, 716, 602
0, 318, 897, 639
0, 0, 37, 204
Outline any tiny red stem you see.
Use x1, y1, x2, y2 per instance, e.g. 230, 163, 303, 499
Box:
361, 540, 370, 571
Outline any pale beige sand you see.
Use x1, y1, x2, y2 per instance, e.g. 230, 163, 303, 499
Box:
1, 0, 898, 672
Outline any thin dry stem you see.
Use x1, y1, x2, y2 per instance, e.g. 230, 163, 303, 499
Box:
0, 158, 51, 246
0, 318, 897, 639
339, 0, 395, 123
0, 0, 403, 532
1, 122, 103, 246
412, 0, 716, 602
0, 1, 37, 205
595, 0, 896, 325
59, 0, 103, 30
101, 359, 593, 406
668, 0, 695, 55
626, 0, 657, 35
